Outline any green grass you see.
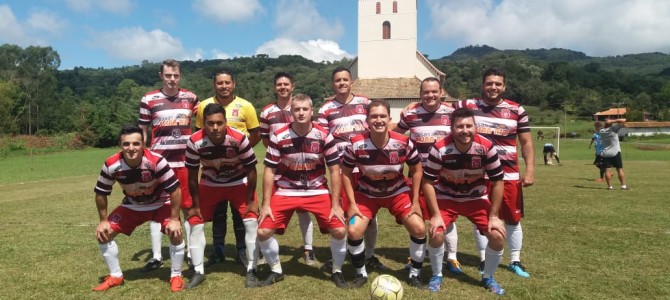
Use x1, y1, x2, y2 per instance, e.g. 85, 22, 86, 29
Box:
1, 142, 669, 299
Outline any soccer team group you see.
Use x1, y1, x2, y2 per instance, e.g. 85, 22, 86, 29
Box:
91, 59, 535, 296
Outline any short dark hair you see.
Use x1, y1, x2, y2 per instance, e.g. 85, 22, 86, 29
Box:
212, 68, 235, 82
331, 66, 351, 81
482, 67, 506, 84
274, 72, 294, 84
367, 99, 390, 118
203, 103, 226, 120
420, 77, 442, 93
119, 123, 143, 141
161, 59, 181, 74
450, 108, 476, 125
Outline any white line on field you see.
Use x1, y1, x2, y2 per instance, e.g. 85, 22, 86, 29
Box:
0, 174, 98, 187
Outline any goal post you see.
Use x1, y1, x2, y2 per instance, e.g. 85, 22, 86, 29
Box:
530, 126, 561, 157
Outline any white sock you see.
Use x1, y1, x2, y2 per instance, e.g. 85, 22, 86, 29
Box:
483, 246, 504, 278
259, 236, 282, 274
506, 223, 523, 263
330, 237, 346, 273
149, 221, 163, 261
169, 241, 185, 277
183, 220, 191, 258
445, 222, 458, 260
428, 243, 444, 277
243, 219, 259, 271
409, 237, 426, 278
364, 217, 379, 258
297, 211, 314, 251
473, 224, 488, 261
99, 240, 123, 277
189, 223, 206, 274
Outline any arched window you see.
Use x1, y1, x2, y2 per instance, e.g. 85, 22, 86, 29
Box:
383, 21, 391, 39
393, 1, 398, 13
376, 2, 381, 14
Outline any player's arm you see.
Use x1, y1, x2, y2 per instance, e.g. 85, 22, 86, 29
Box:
139, 124, 150, 146
165, 188, 182, 239
94, 193, 113, 243
328, 164, 345, 224
261, 137, 270, 148
518, 131, 535, 187
246, 166, 258, 214
589, 137, 594, 149
187, 168, 202, 219
341, 165, 362, 219
248, 127, 261, 147
487, 179, 506, 237
408, 162, 423, 208
259, 166, 276, 224
421, 177, 443, 237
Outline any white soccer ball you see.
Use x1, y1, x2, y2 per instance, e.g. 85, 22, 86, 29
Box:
370, 274, 404, 300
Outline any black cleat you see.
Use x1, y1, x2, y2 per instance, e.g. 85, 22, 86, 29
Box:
408, 275, 423, 288
259, 271, 285, 287
236, 249, 248, 267
331, 272, 349, 289
204, 254, 225, 268
320, 259, 333, 273
350, 274, 368, 288
186, 273, 206, 289
365, 255, 390, 272
186, 256, 194, 272
141, 258, 163, 272
245, 269, 262, 288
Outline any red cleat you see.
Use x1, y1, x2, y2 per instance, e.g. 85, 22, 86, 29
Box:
170, 275, 185, 292
92, 275, 124, 291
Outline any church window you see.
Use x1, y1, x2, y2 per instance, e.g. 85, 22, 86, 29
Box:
383, 21, 391, 39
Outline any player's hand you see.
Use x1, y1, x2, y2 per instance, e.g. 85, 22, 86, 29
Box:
346, 204, 364, 223
410, 201, 423, 219
96, 220, 113, 244
187, 206, 202, 220
329, 204, 346, 225
165, 219, 182, 239
487, 216, 506, 238
522, 174, 534, 187
258, 205, 274, 224
429, 215, 446, 238
246, 199, 259, 215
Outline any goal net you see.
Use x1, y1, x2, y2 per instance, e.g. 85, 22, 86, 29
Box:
530, 126, 561, 162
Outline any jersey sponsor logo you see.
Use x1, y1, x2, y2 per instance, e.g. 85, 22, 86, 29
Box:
232, 109, 239, 116
391, 142, 402, 149
365, 170, 399, 181
333, 123, 366, 136
471, 156, 481, 169
288, 158, 318, 171
153, 114, 190, 127
226, 148, 236, 158
389, 151, 399, 164
141, 170, 152, 182
171, 129, 182, 139
477, 124, 510, 136
445, 148, 453, 154
502, 109, 511, 119
310, 141, 320, 153
476, 148, 485, 155
160, 139, 187, 145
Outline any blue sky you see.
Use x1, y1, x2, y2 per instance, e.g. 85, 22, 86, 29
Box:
1, 0, 669, 70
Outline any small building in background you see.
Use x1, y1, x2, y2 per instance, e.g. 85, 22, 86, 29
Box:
593, 108, 653, 121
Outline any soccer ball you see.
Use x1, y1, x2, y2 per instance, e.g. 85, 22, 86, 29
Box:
370, 274, 403, 300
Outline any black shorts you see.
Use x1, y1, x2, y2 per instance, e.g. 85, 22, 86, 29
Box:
602, 152, 623, 169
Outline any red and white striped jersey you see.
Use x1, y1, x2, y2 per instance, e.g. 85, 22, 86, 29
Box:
94, 148, 179, 211
317, 95, 370, 151
454, 98, 530, 180
343, 131, 420, 198
185, 126, 257, 187
264, 123, 340, 196
423, 134, 504, 202
259, 102, 293, 139
396, 102, 454, 162
138, 88, 198, 168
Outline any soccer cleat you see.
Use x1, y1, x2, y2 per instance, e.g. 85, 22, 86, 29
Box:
350, 274, 368, 288
186, 256, 194, 272
607, 186, 614, 190
408, 275, 422, 288
479, 260, 485, 275
245, 270, 262, 288
92, 275, 124, 291
482, 277, 505, 295
508, 261, 530, 278
445, 259, 463, 275
331, 272, 350, 289
236, 249, 248, 267
426, 275, 442, 292
304, 249, 318, 265
259, 271, 285, 287
204, 254, 225, 268
169, 275, 184, 292
320, 259, 333, 273
141, 258, 163, 272
186, 273, 206, 289
621, 185, 629, 190
365, 255, 390, 272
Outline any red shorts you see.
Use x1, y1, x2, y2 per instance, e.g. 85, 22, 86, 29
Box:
174, 167, 192, 209
437, 199, 491, 233
271, 185, 307, 214
340, 172, 360, 213
487, 180, 524, 223
258, 193, 345, 234
108, 204, 175, 236
188, 183, 259, 225
354, 191, 413, 225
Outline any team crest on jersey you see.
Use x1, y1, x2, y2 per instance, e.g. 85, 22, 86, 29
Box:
501, 108, 511, 119
389, 151, 399, 164
441, 115, 450, 125
181, 99, 190, 109
172, 129, 182, 139
355, 105, 364, 114
226, 148, 236, 158
232, 109, 239, 116
141, 170, 152, 182
471, 156, 481, 169
310, 142, 320, 153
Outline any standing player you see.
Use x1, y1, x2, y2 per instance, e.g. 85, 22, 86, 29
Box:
589, 122, 608, 182
342, 100, 427, 288
196, 69, 261, 266
455, 67, 535, 278
599, 118, 628, 190
185, 104, 260, 289
257, 94, 348, 288
92, 124, 185, 292
421, 108, 508, 295
393, 77, 467, 275
259, 72, 317, 265
542, 143, 561, 165
138, 59, 197, 272
318, 67, 387, 272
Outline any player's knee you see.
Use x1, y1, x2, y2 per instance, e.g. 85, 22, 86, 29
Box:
330, 227, 346, 240
169, 235, 183, 245
486, 231, 505, 250
429, 232, 444, 247
257, 228, 275, 241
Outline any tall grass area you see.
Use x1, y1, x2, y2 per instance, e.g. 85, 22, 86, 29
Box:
0, 141, 668, 299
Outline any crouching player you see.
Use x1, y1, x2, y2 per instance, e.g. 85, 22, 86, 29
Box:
256, 94, 349, 288
421, 108, 507, 295
343, 100, 427, 288
92, 124, 185, 292
184, 104, 260, 289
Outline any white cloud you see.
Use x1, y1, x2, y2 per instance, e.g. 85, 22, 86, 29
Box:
274, 0, 344, 40
427, 0, 670, 56
64, 0, 92, 12
64, 0, 132, 14
27, 10, 68, 35
211, 49, 233, 59
256, 38, 352, 62
89, 27, 187, 62
192, 0, 263, 24
0, 5, 48, 46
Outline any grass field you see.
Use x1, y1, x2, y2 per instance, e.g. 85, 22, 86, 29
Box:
1, 139, 669, 299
